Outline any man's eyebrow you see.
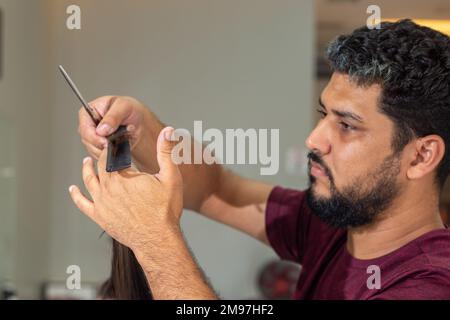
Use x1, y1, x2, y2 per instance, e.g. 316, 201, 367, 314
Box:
318, 98, 364, 123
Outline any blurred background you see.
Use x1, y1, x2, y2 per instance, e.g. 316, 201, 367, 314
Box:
0, 0, 448, 299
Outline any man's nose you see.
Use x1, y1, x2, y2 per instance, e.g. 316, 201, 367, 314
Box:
305, 121, 331, 155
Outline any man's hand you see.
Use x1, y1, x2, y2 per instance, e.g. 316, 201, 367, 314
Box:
77, 95, 273, 247
69, 126, 183, 252
78, 96, 163, 173
69, 126, 218, 299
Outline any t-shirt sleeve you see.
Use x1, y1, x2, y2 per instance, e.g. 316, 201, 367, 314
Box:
265, 186, 343, 264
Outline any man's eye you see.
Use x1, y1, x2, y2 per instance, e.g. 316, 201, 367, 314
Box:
316, 109, 327, 118
339, 122, 355, 131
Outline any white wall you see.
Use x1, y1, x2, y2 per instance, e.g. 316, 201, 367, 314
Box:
1, 0, 314, 298
0, 0, 52, 298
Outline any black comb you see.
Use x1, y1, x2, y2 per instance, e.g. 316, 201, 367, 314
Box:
58, 65, 131, 172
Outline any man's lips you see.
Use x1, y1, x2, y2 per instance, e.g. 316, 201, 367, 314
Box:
310, 160, 327, 177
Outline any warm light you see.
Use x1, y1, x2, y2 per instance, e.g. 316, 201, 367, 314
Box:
384, 19, 450, 36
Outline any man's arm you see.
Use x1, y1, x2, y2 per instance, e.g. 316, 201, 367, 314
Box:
70, 128, 219, 299
197, 168, 274, 245
79, 96, 275, 244
133, 226, 219, 299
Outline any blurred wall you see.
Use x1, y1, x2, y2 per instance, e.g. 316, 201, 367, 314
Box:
0, 0, 52, 298
1, 0, 314, 298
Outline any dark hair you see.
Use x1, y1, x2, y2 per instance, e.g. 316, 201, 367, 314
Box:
98, 239, 153, 300
326, 19, 450, 188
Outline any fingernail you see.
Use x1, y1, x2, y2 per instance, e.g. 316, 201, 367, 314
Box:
83, 157, 91, 164
127, 124, 135, 132
164, 127, 174, 141
68, 185, 75, 193
97, 123, 112, 136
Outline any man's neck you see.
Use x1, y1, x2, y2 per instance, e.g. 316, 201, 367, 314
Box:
346, 188, 445, 260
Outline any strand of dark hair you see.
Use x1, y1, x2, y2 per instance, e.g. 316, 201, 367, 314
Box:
98, 239, 153, 300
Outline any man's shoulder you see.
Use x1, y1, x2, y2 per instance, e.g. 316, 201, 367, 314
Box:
416, 228, 450, 270
391, 228, 450, 274
377, 265, 450, 299
376, 229, 450, 299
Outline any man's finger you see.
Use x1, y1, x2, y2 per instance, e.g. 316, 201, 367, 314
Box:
96, 97, 133, 137
97, 147, 109, 181
84, 143, 102, 160
88, 96, 116, 117
82, 157, 100, 198
78, 110, 108, 148
69, 185, 95, 220
155, 127, 182, 186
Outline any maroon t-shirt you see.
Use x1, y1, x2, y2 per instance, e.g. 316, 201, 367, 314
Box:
265, 186, 450, 299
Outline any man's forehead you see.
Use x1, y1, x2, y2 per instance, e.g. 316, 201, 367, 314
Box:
321, 72, 382, 117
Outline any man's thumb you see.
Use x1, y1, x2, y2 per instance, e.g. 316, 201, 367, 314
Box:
156, 127, 181, 184
96, 98, 132, 136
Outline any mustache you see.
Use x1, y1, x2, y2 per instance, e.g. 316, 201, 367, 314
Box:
307, 152, 333, 179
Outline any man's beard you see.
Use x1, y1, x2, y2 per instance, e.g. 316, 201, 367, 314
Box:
306, 151, 402, 229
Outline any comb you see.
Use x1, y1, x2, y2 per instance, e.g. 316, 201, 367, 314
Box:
58, 65, 131, 172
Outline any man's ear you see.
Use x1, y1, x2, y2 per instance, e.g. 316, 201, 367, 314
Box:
406, 135, 445, 181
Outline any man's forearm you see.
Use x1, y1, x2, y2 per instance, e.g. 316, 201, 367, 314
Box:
133, 111, 224, 212
133, 226, 219, 300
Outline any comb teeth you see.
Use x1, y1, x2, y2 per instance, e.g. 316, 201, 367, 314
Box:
106, 126, 132, 172
107, 129, 132, 145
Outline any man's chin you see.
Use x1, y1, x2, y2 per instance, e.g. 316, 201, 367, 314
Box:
309, 181, 331, 199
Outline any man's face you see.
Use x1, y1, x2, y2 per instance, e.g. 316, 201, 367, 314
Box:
305, 72, 404, 228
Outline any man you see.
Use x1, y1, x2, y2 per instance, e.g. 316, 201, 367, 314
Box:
70, 20, 450, 299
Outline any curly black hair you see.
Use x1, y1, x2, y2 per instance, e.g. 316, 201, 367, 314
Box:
326, 19, 450, 188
